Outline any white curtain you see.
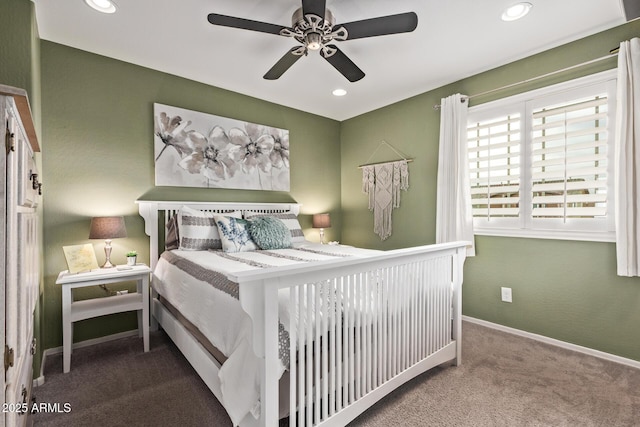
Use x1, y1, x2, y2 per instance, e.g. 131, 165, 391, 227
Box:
436, 93, 475, 256
615, 37, 640, 277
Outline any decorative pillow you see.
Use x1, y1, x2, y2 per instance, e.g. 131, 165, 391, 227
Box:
165, 214, 180, 250
244, 211, 305, 243
214, 215, 258, 253
178, 206, 241, 251
247, 216, 292, 250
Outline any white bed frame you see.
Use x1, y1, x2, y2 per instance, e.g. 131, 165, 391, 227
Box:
137, 200, 467, 427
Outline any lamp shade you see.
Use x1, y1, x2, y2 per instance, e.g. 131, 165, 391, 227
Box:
89, 216, 127, 239
312, 213, 331, 229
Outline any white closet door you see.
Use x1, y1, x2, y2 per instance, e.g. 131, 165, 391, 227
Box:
4, 97, 39, 427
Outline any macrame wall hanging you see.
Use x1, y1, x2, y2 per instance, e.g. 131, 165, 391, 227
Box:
360, 141, 412, 240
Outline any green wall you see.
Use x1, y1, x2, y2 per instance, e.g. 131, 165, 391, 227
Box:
341, 19, 640, 361
0, 0, 44, 378
40, 41, 342, 350
0, 0, 40, 106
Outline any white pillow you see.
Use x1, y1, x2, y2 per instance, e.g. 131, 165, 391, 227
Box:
177, 206, 241, 250
243, 211, 305, 243
213, 215, 258, 253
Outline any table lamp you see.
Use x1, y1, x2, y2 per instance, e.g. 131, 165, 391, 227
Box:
89, 216, 127, 268
312, 213, 331, 244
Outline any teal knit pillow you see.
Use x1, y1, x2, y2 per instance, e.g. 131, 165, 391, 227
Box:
247, 216, 292, 250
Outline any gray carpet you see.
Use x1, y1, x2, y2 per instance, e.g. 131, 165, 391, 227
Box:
33, 322, 640, 426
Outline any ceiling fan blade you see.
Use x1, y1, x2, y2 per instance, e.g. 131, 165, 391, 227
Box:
207, 13, 289, 36
321, 45, 365, 82
264, 48, 304, 80
337, 12, 418, 40
302, 0, 326, 20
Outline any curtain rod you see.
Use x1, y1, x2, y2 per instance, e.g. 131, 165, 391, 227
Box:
433, 48, 619, 110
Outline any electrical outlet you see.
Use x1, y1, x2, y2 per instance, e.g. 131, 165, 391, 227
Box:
116, 290, 129, 296
501, 287, 512, 303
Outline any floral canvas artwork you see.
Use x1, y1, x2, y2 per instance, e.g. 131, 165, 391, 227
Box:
154, 103, 290, 191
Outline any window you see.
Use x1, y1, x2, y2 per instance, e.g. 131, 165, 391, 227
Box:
467, 70, 617, 241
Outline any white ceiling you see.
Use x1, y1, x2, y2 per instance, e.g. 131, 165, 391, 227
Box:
33, 0, 626, 121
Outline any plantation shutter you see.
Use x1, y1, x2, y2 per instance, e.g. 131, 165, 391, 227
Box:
531, 95, 609, 219
467, 114, 521, 219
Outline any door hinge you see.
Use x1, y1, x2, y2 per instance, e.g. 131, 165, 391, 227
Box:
5, 130, 15, 155
4, 344, 15, 372
18, 385, 28, 415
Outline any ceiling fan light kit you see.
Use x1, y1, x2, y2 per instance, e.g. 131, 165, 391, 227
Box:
207, 0, 418, 82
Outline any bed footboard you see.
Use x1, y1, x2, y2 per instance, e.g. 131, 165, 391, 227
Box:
137, 200, 466, 427
232, 241, 466, 427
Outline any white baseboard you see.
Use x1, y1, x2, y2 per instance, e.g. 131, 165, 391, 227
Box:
463, 316, 640, 370
34, 329, 140, 387
32, 376, 45, 388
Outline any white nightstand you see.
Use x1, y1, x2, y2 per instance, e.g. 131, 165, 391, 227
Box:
55, 264, 151, 373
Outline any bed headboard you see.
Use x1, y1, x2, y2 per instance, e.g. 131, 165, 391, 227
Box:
136, 200, 302, 269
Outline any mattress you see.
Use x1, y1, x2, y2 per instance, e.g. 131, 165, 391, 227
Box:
152, 242, 380, 425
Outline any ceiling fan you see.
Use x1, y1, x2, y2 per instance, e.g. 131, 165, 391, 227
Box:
207, 0, 418, 82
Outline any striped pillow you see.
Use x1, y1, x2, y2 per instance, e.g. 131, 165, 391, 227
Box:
243, 211, 305, 243
178, 206, 241, 251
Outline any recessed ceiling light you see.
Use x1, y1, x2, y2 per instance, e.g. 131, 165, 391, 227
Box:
501, 2, 532, 21
332, 89, 347, 97
84, 0, 117, 14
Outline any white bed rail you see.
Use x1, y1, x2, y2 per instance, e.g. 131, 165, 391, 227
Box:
231, 241, 466, 427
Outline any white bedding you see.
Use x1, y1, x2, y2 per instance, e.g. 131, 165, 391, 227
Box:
152, 241, 380, 425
